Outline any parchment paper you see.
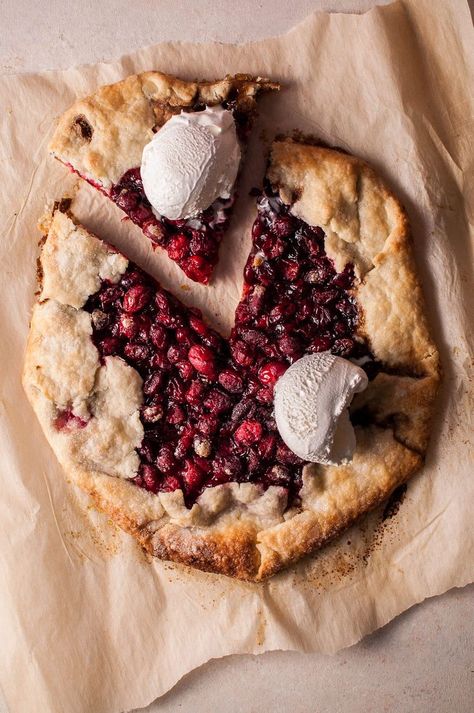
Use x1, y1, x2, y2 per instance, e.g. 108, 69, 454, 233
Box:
1, 1, 473, 712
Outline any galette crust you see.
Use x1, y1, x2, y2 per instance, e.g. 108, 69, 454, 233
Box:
23, 140, 440, 580
48, 71, 279, 187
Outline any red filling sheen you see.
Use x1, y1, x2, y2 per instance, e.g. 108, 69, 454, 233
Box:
110, 168, 234, 284
64, 162, 233, 285
83, 188, 370, 506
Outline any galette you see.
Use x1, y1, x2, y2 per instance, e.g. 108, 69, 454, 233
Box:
23, 137, 440, 580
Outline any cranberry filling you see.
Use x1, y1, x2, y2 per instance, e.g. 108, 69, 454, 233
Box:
83, 186, 370, 506
110, 167, 234, 284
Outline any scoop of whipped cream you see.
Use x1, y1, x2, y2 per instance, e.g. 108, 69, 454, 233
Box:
141, 106, 241, 220
274, 352, 368, 466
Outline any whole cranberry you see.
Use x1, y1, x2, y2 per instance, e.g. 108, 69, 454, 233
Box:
310, 336, 332, 353
182, 255, 212, 284
278, 334, 302, 358
231, 340, 254, 368
234, 420, 263, 446
188, 344, 216, 378
189, 314, 208, 336
204, 389, 232, 415
175, 424, 194, 459
156, 445, 177, 474
114, 188, 139, 212
124, 342, 150, 362
129, 204, 154, 225
258, 361, 287, 386
167, 344, 182, 364
168, 404, 185, 424
123, 285, 151, 313
185, 380, 207, 407
167, 233, 189, 261
198, 414, 219, 436
181, 459, 204, 493
117, 313, 140, 338
218, 369, 244, 393
260, 434, 277, 459
212, 453, 242, 482
150, 323, 168, 350
176, 327, 193, 347
256, 386, 273, 403
177, 361, 194, 381
142, 219, 165, 245
189, 231, 214, 255
99, 337, 121, 356
139, 464, 160, 493
160, 476, 181, 492
271, 215, 294, 238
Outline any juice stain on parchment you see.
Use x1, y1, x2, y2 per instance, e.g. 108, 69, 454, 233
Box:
285, 484, 408, 591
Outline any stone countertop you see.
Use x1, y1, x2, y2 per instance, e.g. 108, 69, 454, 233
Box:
2, 2, 472, 712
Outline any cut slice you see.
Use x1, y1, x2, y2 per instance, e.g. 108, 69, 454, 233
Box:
24, 138, 440, 580
49, 72, 279, 283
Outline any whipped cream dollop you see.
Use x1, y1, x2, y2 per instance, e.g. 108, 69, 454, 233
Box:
274, 353, 368, 466
141, 106, 241, 220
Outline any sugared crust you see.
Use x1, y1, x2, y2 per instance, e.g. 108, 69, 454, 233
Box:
48, 71, 279, 187
24, 140, 440, 580
40, 210, 128, 309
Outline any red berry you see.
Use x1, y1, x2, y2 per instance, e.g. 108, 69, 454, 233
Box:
258, 361, 287, 386
271, 215, 294, 238
167, 233, 189, 261
231, 340, 253, 368
99, 337, 121, 356
182, 255, 212, 284
204, 389, 232, 415
124, 342, 150, 362
188, 344, 216, 378
186, 380, 207, 407
181, 458, 204, 493
177, 361, 194, 381
218, 368, 244, 393
310, 336, 332, 353
139, 464, 160, 493
150, 323, 168, 349
160, 476, 181, 492
115, 188, 139, 212
117, 313, 140, 338
123, 285, 151, 313
156, 446, 177, 474
168, 404, 185, 424
234, 420, 263, 446
189, 314, 208, 336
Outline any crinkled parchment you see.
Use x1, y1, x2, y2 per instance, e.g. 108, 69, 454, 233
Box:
0, 1, 473, 712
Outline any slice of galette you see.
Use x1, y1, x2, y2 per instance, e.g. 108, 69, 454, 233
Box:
48, 71, 279, 284
24, 138, 440, 580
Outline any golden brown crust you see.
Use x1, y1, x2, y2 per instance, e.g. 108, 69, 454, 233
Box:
48, 71, 279, 187
23, 138, 440, 581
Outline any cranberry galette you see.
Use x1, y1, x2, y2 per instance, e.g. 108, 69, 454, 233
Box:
48, 71, 279, 284
23, 139, 439, 580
